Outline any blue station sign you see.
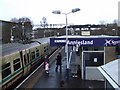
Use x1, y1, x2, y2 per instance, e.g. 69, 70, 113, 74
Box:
50, 37, 120, 46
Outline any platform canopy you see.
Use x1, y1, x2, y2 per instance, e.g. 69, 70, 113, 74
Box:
50, 35, 120, 47
98, 59, 120, 89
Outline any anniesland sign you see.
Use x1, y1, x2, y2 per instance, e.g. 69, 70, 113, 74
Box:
50, 36, 120, 47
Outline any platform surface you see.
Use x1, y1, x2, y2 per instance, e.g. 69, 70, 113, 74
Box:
32, 48, 105, 89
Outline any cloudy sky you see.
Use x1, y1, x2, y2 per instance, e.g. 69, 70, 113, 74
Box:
0, 0, 119, 25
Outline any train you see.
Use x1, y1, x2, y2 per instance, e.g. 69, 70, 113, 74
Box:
0, 37, 58, 90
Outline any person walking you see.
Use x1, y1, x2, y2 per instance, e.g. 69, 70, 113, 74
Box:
44, 55, 49, 74
55, 52, 62, 72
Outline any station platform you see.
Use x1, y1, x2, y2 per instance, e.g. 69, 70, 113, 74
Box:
32, 48, 105, 89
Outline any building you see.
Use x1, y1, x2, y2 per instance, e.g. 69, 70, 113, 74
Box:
0, 20, 13, 44
0, 20, 32, 44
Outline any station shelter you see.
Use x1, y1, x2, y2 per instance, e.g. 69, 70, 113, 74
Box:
50, 35, 120, 81
98, 59, 120, 89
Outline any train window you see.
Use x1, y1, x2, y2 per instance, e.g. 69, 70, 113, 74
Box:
2, 63, 10, 70
2, 63, 11, 79
44, 46, 49, 52
31, 52, 35, 60
24, 55, 27, 65
36, 50, 39, 57
13, 58, 20, 64
13, 58, 21, 71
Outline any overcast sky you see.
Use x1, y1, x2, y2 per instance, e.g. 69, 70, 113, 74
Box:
0, 0, 119, 25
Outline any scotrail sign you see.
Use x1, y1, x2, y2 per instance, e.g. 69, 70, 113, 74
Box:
50, 37, 120, 46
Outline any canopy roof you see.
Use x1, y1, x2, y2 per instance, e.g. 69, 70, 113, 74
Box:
98, 59, 120, 89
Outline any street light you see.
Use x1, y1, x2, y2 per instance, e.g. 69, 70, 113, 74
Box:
10, 26, 16, 43
52, 8, 80, 79
22, 22, 25, 36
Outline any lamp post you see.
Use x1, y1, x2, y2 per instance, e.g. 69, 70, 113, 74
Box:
10, 26, 16, 43
22, 22, 25, 36
52, 8, 80, 79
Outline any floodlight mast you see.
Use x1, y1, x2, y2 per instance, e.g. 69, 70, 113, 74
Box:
52, 8, 80, 80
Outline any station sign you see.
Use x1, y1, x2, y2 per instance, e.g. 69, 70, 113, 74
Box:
50, 37, 120, 46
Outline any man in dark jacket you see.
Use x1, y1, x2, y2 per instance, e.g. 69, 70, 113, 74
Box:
55, 52, 62, 72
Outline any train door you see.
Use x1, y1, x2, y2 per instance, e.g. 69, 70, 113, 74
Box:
22, 49, 31, 76
29, 47, 36, 72
43, 43, 49, 56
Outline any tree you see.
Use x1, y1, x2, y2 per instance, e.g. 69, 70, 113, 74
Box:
113, 19, 118, 25
10, 17, 33, 44
40, 17, 48, 28
99, 20, 106, 25
112, 19, 118, 36
10, 18, 19, 23
40, 17, 48, 37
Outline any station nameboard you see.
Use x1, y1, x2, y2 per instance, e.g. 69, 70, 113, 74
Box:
50, 37, 120, 46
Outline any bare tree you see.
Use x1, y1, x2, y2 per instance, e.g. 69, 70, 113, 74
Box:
18, 17, 32, 23
113, 19, 118, 24
10, 17, 33, 43
112, 19, 118, 36
40, 17, 49, 37
99, 20, 106, 25
40, 17, 48, 28
10, 18, 19, 23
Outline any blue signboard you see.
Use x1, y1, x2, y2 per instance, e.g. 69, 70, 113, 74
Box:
50, 37, 120, 46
